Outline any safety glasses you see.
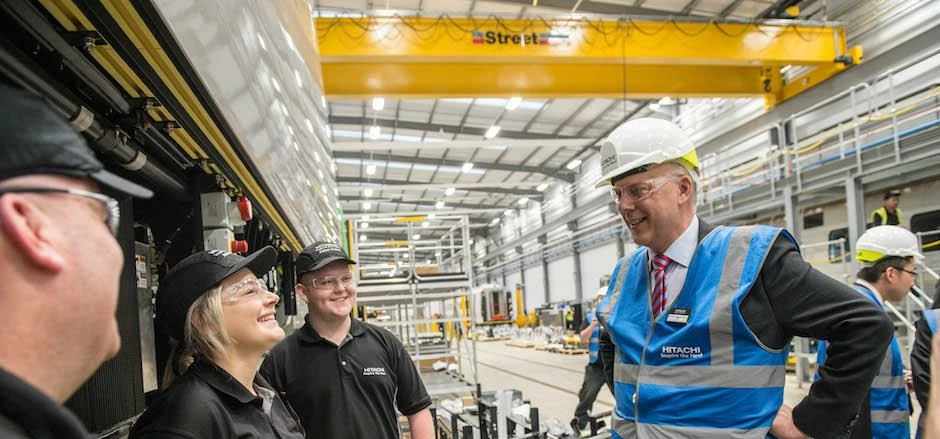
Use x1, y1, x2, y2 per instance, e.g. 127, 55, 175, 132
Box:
0, 187, 120, 236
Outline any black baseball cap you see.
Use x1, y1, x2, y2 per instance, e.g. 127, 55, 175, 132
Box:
884, 190, 902, 199
295, 241, 357, 279
156, 246, 277, 340
0, 84, 152, 198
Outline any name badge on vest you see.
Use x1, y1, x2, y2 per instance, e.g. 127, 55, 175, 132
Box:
666, 307, 691, 324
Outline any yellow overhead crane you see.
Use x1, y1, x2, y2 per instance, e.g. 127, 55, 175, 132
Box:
316, 16, 863, 108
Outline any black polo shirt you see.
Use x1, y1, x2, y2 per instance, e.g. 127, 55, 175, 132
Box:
260, 317, 431, 439
130, 358, 304, 439
0, 367, 91, 438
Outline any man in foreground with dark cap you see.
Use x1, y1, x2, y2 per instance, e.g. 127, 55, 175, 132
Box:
260, 242, 433, 439
871, 190, 903, 226
0, 84, 152, 438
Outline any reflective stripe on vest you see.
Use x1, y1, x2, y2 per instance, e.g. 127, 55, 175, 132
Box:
598, 225, 790, 438
588, 313, 600, 364
815, 284, 910, 439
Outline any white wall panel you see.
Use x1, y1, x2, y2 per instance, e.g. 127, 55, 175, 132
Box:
505, 271, 522, 292
523, 265, 546, 309
547, 256, 576, 302
579, 243, 620, 297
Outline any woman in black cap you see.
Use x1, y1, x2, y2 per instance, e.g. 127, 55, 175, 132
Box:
130, 247, 304, 438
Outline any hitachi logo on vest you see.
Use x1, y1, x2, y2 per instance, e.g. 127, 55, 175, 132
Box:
660, 345, 704, 359
662, 346, 702, 354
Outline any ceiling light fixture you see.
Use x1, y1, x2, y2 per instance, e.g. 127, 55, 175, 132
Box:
435, 200, 445, 209
372, 97, 385, 111
362, 215, 370, 221
484, 125, 501, 139
566, 159, 583, 170
505, 96, 523, 111
369, 125, 380, 139
413, 234, 421, 240
536, 183, 549, 192
361, 222, 370, 229
366, 164, 377, 175
422, 221, 430, 228
364, 188, 374, 197
445, 187, 456, 196
362, 201, 372, 210
491, 217, 500, 225
462, 162, 474, 172
360, 234, 367, 242
518, 197, 529, 205
428, 213, 436, 220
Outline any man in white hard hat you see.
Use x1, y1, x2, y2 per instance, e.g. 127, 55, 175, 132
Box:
816, 225, 921, 439
570, 282, 614, 435
594, 117, 893, 439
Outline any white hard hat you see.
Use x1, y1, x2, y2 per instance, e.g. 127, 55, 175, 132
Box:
594, 117, 699, 188
856, 225, 924, 265
596, 286, 607, 298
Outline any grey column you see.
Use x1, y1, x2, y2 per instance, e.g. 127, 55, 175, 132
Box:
610, 204, 626, 258
539, 234, 550, 304
569, 221, 583, 302
516, 245, 526, 300
783, 185, 801, 243
845, 174, 865, 274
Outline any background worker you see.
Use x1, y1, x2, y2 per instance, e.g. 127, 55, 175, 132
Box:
570, 285, 613, 436
816, 225, 922, 439
912, 281, 940, 438
595, 117, 893, 439
260, 242, 433, 439
871, 190, 903, 226
0, 84, 152, 438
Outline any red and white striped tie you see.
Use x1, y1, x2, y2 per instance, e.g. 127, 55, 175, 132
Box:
651, 254, 672, 318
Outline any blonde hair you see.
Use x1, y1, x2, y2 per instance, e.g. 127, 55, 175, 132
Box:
162, 285, 232, 388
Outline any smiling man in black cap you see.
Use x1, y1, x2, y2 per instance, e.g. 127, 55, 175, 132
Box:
260, 241, 433, 439
0, 84, 152, 438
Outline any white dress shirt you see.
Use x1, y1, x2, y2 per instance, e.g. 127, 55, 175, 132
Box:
648, 216, 700, 312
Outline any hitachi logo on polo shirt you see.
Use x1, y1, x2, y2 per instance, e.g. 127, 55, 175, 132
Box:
660, 345, 704, 359
363, 367, 387, 376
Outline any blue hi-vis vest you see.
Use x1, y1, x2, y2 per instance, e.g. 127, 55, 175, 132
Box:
816, 284, 910, 439
587, 313, 600, 364
597, 225, 791, 439
916, 309, 938, 439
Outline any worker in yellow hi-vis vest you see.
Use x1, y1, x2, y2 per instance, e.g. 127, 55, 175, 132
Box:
871, 190, 902, 226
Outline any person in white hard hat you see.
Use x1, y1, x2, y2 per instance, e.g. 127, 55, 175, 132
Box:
594, 117, 893, 439
816, 225, 922, 439
570, 281, 614, 436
